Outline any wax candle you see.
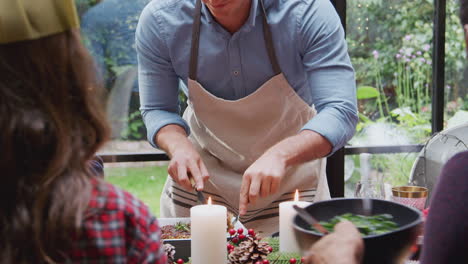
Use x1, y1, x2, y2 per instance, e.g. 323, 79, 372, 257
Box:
191, 197, 227, 264
279, 190, 310, 253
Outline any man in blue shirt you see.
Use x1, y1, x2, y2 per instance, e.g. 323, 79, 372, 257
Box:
136, 0, 357, 232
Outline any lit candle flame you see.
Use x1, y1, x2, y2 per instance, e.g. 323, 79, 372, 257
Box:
294, 189, 299, 202
208, 196, 212, 205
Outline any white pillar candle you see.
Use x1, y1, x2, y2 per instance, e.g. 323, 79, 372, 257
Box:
279, 190, 311, 253
191, 197, 227, 264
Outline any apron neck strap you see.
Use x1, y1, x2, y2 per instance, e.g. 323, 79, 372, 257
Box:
188, 0, 281, 80
189, 0, 203, 80
258, 0, 281, 75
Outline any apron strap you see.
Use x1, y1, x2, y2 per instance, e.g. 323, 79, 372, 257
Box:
258, 0, 281, 75
188, 0, 282, 80
189, 0, 202, 80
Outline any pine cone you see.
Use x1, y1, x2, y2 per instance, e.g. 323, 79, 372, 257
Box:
228, 237, 271, 264
163, 243, 176, 264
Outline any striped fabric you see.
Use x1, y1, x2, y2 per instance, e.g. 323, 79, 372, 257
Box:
67, 179, 167, 264
167, 186, 317, 225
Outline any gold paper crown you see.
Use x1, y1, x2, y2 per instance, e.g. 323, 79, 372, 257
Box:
0, 0, 79, 44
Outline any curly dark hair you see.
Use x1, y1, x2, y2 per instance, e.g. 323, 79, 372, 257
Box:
0, 29, 110, 263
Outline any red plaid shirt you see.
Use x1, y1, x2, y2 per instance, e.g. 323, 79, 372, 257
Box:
66, 179, 167, 264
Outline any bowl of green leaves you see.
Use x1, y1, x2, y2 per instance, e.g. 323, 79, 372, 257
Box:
293, 198, 422, 264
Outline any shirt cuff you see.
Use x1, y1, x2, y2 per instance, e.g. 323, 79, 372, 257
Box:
300, 110, 357, 157
143, 110, 191, 149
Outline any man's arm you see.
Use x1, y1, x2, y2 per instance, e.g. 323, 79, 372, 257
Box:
298, 0, 358, 155
136, 5, 189, 148
136, 5, 208, 190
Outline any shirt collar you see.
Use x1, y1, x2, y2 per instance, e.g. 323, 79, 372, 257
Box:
201, 2, 214, 24
201, 0, 259, 30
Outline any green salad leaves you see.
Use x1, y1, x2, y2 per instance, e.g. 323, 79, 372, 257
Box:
312, 213, 398, 236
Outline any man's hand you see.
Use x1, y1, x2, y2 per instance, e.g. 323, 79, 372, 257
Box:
238, 130, 332, 215
303, 220, 364, 264
239, 151, 287, 215
156, 125, 209, 191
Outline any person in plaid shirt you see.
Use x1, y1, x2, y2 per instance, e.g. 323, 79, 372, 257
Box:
0, 0, 166, 263
68, 177, 167, 263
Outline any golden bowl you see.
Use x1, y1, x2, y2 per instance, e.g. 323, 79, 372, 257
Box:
392, 186, 428, 198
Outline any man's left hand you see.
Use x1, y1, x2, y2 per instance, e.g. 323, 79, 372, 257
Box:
239, 151, 287, 215
238, 130, 332, 215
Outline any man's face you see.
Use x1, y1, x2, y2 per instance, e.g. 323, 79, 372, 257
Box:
202, 0, 247, 19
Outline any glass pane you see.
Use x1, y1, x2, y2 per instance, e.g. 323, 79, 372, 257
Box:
76, 0, 152, 152
344, 153, 418, 198
345, 0, 434, 195
104, 162, 169, 216
445, 0, 468, 128
75, 1, 168, 216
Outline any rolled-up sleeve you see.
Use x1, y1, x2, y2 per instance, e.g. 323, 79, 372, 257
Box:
298, 0, 358, 155
136, 6, 190, 148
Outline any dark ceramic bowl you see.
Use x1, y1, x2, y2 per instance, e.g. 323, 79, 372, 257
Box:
293, 198, 422, 264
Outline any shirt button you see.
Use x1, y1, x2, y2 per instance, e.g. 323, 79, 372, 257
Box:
233, 70, 240, 76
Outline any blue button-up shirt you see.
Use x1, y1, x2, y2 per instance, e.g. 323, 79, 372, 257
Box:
136, 0, 358, 154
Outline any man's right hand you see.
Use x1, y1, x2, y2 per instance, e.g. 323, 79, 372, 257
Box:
156, 125, 210, 191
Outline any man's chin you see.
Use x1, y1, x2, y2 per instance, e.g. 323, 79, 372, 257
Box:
210, 9, 232, 19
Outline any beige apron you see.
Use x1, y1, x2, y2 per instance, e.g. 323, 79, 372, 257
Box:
160, 0, 330, 235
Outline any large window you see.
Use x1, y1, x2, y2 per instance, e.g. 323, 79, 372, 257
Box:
344, 0, 435, 196
77, 0, 151, 150
343, 0, 467, 197
76, 0, 167, 215
445, 0, 468, 128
